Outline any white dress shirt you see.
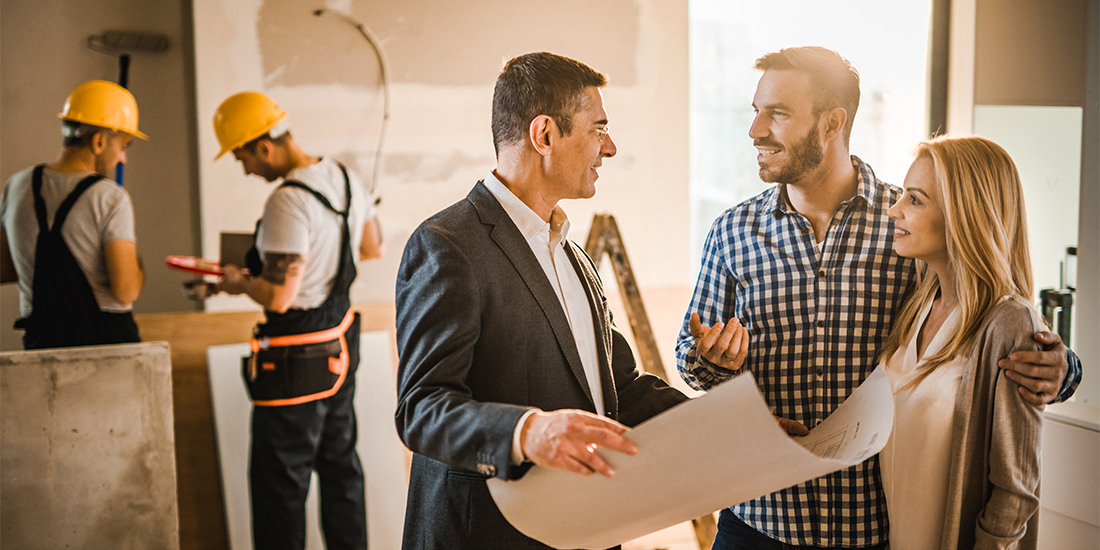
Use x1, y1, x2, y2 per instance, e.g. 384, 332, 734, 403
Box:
482, 172, 604, 464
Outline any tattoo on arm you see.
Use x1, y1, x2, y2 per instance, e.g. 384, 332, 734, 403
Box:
261, 253, 303, 286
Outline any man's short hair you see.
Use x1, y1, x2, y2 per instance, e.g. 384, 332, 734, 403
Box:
240, 124, 292, 154
754, 46, 860, 147
61, 120, 117, 148
491, 52, 608, 155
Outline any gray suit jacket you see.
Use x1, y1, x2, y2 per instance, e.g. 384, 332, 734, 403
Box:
395, 181, 688, 549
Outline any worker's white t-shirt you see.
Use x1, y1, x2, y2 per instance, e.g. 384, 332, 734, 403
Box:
256, 158, 375, 310
0, 166, 137, 316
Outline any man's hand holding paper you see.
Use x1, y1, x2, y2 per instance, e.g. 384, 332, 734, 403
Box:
519, 410, 638, 478
488, 367, 895, 549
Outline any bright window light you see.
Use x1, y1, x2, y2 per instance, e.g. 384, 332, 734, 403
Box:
689, 0, 934, 263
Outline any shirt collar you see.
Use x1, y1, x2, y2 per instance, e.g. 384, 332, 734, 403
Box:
761, 155, 880, 215
483, 171, 571, 244
850, 155, 880, 205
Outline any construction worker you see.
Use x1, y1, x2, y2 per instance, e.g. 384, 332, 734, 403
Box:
211, 91, 382, 550
0, 80, 146, 349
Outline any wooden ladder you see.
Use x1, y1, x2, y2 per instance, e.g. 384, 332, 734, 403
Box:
584, 213, 718, 550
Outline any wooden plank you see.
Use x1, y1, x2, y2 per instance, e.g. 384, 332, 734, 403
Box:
691, 514, 718, 549
135, 303, 396, 550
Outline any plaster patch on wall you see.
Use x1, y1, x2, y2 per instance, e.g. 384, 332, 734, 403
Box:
258, 0, 384, 88
368, 0, 640, 85
196, 0, 690, 303
258, 0, 640, 87
385, 151, 494, 183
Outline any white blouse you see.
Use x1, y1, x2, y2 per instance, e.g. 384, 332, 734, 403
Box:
880, 297, 964, 549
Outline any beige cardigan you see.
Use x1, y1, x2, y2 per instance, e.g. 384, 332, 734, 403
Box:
939, 297, 1045, 550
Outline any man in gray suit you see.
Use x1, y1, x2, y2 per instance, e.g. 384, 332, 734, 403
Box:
395, 52, 689, 549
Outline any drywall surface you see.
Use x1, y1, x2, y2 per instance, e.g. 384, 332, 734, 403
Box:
0, 342, 179, 549
192, 0, 690, 312
0, 0, 203, 351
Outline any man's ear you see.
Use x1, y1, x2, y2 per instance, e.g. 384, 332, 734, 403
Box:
529, 115, 555, 157
254, 138, 276, 161
90, 130, 110, 154
820, 107, 847, 145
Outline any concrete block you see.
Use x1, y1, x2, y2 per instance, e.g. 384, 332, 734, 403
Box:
1, 342, 179, 549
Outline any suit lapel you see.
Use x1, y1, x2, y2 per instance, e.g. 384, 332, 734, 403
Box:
467, 182, 595, 409
562, 240, 619, 420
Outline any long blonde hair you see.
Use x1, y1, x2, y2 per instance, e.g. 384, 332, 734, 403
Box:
879, 135, 1034, 390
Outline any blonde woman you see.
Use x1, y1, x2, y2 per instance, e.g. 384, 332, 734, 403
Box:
879, 135, 1047, 549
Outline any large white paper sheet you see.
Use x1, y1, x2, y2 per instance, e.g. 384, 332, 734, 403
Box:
488, 367, 893, 549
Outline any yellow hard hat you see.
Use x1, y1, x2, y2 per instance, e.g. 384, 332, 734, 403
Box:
212, 91, 288, 160
59, 80, 148, 140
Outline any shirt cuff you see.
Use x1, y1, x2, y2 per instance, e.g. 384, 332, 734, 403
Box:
1055, 348, 1082, 403
510, 409, 540, 466
694, 346, 742, 375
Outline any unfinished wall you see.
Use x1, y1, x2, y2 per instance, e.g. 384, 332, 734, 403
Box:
0, 342, 179, 549
0, 0, 203, 351
974, 0, 1088, 106
192, 0, 691, 312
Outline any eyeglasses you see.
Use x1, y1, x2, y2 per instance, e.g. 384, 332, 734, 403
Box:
596, 127, 610, 142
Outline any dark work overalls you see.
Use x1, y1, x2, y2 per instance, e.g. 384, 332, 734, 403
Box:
14, 165, 141, 349
246, 165, 367, 550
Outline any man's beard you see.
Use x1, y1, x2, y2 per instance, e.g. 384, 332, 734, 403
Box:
758, 120, 825, 184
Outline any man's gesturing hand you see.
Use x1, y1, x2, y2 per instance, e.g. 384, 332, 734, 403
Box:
689, 312, 749, 371
519, 410, 639, 478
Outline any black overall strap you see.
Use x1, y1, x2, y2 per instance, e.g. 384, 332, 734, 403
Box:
30, 165, 104, 234
279, 161, 352, 218
258, 162, 357, 337
18, 165, 140, 349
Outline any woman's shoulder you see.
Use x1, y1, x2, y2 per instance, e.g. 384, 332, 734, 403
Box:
979, 297, 1044, 348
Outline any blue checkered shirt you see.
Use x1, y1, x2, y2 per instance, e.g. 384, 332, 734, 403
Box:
677, 157, 912, 547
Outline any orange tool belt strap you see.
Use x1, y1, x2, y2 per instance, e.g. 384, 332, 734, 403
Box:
248, 309, 355, 407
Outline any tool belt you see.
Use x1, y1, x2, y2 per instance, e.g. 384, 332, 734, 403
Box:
242, 309, 359, 407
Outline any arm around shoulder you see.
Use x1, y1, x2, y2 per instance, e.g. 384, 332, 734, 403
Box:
103, 240, 143, 305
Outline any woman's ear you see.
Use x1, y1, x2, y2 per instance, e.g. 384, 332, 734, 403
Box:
529, 115, 555, 157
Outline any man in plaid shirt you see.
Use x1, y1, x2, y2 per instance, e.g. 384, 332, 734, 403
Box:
675, 46, 1081, 549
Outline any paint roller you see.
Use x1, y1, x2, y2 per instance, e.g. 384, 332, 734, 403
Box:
87, 30, 170, 185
